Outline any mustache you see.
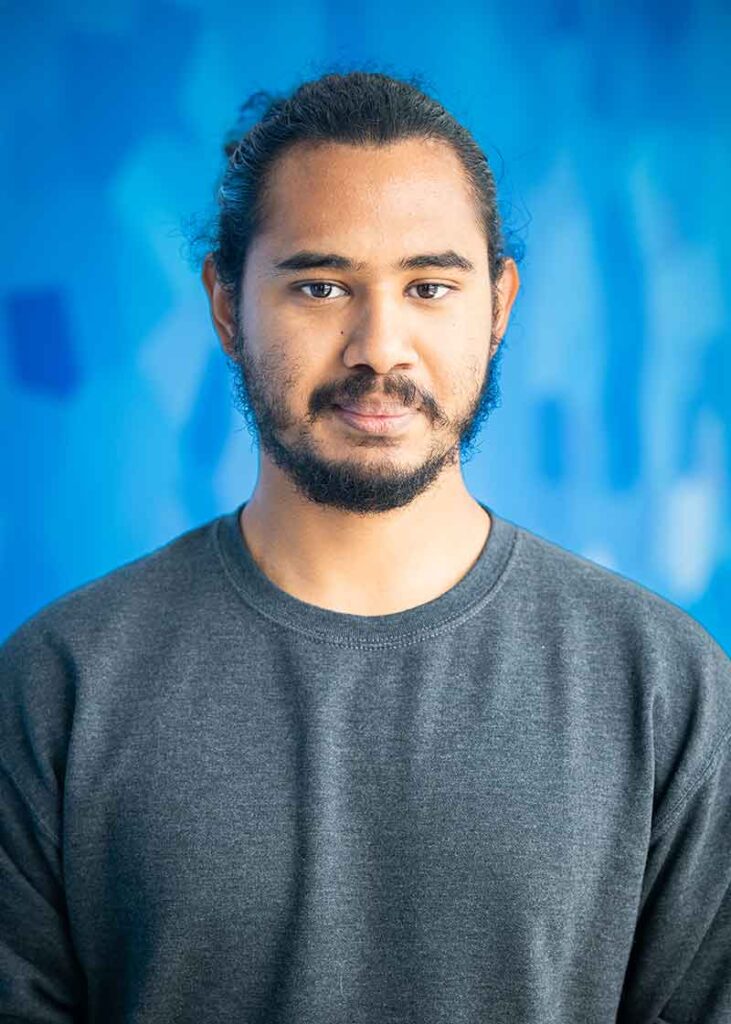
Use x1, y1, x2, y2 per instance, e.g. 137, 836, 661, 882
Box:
315, 374, 423, 415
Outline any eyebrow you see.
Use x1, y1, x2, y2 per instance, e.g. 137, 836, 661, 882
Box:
271, 249, 476, 276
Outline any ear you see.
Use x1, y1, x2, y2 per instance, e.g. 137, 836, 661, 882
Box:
202, 254, 238, 357
490, 258, 520, 355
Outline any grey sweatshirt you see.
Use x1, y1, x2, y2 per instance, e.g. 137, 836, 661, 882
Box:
1, 500, 730, 1024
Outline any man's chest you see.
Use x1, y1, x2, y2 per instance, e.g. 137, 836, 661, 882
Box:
62, 649, 650, 1020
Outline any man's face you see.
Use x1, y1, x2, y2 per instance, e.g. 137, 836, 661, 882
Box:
223, 137, 516, 515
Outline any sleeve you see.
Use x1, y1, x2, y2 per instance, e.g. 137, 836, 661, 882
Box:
616, 631, 731, 1024
0, 620, 86, 1021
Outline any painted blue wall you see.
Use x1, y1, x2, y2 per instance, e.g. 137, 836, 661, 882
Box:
2, 1, 729, 651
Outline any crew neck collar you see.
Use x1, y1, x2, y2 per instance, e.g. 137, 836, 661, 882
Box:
214, 499, 518, 648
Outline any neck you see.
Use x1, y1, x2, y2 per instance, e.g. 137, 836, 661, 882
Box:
238, 470, 491, 616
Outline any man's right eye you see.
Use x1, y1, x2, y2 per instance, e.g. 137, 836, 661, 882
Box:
294, 282, 348, 300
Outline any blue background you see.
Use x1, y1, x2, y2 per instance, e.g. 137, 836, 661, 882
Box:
2, 1, 729, 651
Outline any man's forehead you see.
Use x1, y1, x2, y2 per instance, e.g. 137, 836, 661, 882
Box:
250, 141, 488, 274
265, 138, 477, 213
273, 136, 467, 177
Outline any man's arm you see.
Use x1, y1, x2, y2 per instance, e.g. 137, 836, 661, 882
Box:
617, 726, 731, 1022
0, 623, 86, 1020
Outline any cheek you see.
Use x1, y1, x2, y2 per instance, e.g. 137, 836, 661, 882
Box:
259, 338, 327, 411
441, 352, 488, 408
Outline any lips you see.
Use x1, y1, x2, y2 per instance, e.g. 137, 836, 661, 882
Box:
333, 404, 417, 435
334, 403, 412, 417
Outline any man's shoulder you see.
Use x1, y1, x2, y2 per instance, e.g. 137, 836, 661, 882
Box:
505, 517, 731, 781
507, 515, 728, 664
0, 514, 231, 800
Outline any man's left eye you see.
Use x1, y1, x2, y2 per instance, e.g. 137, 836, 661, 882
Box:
408, 283, 453, 300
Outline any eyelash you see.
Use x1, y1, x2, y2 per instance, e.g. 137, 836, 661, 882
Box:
294, 281, 455, 302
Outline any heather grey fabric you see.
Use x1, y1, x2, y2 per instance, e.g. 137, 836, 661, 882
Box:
1, 500, 730, 1023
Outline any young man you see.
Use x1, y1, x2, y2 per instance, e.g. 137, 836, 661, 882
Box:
2, 71, 729, 1023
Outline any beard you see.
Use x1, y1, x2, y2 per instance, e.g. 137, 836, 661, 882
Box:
224, 323, 505, 516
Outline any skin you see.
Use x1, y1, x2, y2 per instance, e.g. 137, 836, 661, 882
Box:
202, 137, 520, 615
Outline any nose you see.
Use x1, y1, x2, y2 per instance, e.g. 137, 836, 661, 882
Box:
341, 287, 418, 374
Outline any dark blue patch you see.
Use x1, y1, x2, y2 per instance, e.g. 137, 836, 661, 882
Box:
5, 288, 81, 397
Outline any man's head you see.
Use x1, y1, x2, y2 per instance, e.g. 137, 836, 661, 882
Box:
201, 71, 520, 515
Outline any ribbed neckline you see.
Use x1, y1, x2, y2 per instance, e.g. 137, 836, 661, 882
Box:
214, 499, 518, 648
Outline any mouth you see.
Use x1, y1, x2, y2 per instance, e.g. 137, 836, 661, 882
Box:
331, 404, 417, 435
